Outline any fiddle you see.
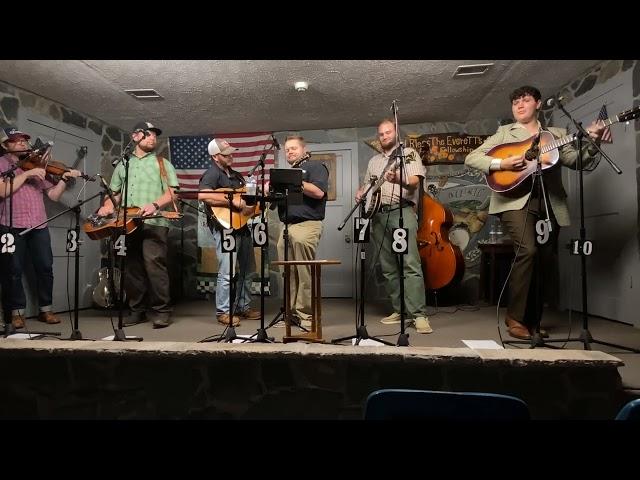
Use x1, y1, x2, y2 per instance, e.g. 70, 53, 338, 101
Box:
18, 150, 95, 182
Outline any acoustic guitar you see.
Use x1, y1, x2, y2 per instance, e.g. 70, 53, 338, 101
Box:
485, 106, 640, 192
209, 188, 261, 230
83, 206, 182, 240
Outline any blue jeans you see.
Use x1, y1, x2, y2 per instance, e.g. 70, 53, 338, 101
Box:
212, 228, 255, 315
0, 226, 54, 314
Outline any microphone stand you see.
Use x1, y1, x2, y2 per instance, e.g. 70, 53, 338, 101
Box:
111, 140, 142, 342
1, 163, 19, 336
201, 190, 245, 343
332, 202, 394, 346
246, 146, 276, 343
503, 137, 560, 349
392, 100, 410, 347
20, 190, 105, 340
553, 101, 637, 352
337, 175, 378, 231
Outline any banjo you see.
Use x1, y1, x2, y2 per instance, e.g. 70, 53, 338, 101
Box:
361, 153, 402, 219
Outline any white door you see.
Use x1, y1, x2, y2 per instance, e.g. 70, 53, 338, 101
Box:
279, 142, 359, 297
18, 111, 102, 316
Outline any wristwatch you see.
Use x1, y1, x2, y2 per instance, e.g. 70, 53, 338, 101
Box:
152, 202, 160, 211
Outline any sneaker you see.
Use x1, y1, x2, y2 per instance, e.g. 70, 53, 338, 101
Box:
152, 317, 171, 329
38, 311, 60, 324
11, 314, 25, 329
381, 312, 401, 324
217, 313, 240, 326
413, 316, 433, 334
238, 308, 261, 320
299, 318, 312, 329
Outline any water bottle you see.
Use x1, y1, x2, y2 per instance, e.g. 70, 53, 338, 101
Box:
245, 176, 257, 206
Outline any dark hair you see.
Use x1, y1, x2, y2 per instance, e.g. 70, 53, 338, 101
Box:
509, 85, 541, 103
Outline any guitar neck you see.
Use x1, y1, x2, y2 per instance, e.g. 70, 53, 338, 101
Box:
541, 114, 622, 155
540, 133, 577, 154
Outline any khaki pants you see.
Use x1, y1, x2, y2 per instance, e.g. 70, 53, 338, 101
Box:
277, 220, 323, 317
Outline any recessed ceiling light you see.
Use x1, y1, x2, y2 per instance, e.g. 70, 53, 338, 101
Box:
452, 63, 494, 77
294, 81, 309, 92
125, 88, 164, 100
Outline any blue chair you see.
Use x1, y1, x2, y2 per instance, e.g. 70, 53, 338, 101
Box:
615, 398, 640, 420
364, 389, 530, 420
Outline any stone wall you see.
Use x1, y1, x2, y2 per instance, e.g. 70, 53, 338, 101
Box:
0, 341, 631, 420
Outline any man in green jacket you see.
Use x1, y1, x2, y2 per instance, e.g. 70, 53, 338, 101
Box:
465, 86, 605, 340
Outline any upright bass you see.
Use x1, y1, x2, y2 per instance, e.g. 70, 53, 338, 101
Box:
417, 184, 464, 290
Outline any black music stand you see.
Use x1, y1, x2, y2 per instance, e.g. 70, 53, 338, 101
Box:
264, 168, 308, 332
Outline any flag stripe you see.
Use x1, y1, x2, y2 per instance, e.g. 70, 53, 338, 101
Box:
169, 132, 276, 191
598, 104, 613, 144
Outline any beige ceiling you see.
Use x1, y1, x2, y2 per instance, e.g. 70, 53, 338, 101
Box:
0, 60, 602, 136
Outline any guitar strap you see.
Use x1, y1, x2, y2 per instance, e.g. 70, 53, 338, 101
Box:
157, 156, 179, 213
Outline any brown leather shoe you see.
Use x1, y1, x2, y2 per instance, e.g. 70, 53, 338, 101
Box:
505, 315, 531, 340
217, 313, 240, 326
38, 311, 60, 324
11, 314, 25, 329
238, 308, 261, 320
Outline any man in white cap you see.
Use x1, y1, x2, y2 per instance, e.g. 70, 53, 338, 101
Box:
198, 138, 260, 326
97, 121, 179, 329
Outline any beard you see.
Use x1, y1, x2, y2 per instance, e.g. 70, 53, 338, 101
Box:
138, 141, 156, 153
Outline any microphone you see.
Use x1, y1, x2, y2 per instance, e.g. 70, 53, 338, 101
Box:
271, 134, 280, 151
545, 96, 564, 108
96, 173, 118, 210
390, 99, 399, 113
31, 139, 54, 154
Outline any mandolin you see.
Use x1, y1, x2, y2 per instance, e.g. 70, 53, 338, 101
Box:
485, 106, 640, 192
83, 206, 182, 240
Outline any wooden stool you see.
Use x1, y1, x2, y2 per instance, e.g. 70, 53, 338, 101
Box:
272, 259, 341, 343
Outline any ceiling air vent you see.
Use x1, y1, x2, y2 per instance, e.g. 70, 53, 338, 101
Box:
453, 63, 494, 77
125, 89, 164, 100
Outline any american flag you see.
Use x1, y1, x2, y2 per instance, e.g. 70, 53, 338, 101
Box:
597, 104, 613, 144
168, 132, 277, 190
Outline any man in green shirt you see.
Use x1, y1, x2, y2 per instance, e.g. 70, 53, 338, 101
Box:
97, 121, 179, 328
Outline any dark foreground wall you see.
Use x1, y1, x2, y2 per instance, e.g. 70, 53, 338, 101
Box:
0, 341, 630, 420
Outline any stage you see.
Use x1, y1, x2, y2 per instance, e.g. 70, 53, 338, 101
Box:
1, 297, 639, 419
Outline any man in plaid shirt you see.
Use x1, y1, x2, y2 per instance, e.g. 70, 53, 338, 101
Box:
0, 127, 82, 329
97, 121, 179, 329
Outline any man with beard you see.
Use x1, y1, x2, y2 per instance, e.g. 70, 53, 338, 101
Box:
97, 121, 179, 329
355, 119, 432, 334
198, 138, 260, 327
